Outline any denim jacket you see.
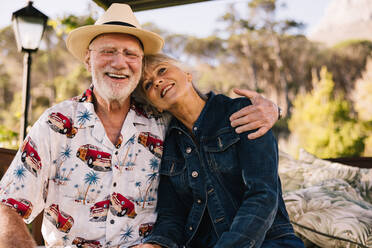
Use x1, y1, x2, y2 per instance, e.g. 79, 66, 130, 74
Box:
146, 92, 295, 248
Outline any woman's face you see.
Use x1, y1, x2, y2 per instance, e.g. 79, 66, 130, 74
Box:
141, 61, 192, 111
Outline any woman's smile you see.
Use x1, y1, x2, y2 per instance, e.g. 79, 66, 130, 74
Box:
160, 83, 175, 98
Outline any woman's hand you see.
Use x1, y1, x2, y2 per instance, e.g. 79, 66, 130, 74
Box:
230, 88, 279, 139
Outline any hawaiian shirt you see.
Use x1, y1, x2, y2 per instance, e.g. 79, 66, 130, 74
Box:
0, 85, 167, 248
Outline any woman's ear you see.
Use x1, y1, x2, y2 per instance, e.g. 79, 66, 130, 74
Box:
186, 72, 193, 83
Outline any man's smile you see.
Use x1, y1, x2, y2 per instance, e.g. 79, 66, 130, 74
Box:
106, 72, 129, 80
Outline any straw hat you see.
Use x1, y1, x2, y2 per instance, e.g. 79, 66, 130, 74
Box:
66, 3, 164, 62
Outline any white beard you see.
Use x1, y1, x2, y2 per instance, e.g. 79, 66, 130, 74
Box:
91, 64, 139, 105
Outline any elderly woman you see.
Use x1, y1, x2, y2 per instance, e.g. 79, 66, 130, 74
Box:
135, 54, 304, 248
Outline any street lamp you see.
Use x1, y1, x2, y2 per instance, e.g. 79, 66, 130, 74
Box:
12, 1, 48, 142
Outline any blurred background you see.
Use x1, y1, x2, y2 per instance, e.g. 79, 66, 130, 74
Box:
1, 0, 371, 159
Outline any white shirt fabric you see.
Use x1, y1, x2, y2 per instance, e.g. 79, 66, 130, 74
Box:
0, 86, 167, 247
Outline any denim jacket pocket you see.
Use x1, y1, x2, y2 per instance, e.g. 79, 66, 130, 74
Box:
204, 128, 240, 173
159, 157, 188, 193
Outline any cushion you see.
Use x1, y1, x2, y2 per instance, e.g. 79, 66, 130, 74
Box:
279, 149, 372, 248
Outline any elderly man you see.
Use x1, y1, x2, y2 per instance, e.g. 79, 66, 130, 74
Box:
0, 4, 279, 248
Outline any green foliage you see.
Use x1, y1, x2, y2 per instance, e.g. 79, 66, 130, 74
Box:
333, 39, 372, 50
0, 125, 18, 149
248, 0, 276, 12
53, 65, 91, 103
352, 59, 372, 122
0, 92, 22, 139
351, 59, 372, 156
288, 67, 366, 158
324, 39, 372, 93
49, 15, 96, 36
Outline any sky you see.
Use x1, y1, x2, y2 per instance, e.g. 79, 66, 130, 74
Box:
2, 0, 331, 37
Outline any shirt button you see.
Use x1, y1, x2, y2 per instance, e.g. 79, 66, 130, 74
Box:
110, 219, 115, 224
186, 147, 192, 153
113, 182, 117, 187
191, 171, 198, 178
115, 151, 118, 155
189, 226, 193, 231
197, 199, 202, 204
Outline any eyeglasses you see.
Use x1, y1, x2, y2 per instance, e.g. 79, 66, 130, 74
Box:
89, 48, 143, 62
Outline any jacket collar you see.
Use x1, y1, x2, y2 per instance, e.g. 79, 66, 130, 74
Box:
167, 91, 215, 135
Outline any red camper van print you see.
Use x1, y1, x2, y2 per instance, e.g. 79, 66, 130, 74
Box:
77, 144, 112, 171
138, 132, 163, 158
45, 204, 74, 233
72, 237, 102, 248
139, 222, 154, 238
110, 192, 137, 218
21, 137, 42, 176
89, 199, 110, 222
47, 112, 77, 138
2, 198, 33, 219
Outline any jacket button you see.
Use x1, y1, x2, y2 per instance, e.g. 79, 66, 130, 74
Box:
189, 226, 193, 231
197, 199, 202, 204
186, 147, 192, 153
191, 171, 198, 178
193, 127, 198, 131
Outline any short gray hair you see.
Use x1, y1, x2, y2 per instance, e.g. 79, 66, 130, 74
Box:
134, 53, 207, 108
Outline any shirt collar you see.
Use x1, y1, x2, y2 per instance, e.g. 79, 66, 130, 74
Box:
71, 84, 149, 129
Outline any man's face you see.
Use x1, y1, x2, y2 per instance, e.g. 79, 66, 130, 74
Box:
85, 33, 144, 104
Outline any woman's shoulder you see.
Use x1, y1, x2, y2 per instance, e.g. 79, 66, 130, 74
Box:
212, 93, 252, 112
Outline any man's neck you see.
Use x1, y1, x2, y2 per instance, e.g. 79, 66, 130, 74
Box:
94, 90, 131, 145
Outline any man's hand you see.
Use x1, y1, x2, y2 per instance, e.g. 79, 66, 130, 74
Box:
131, 244, 162, 248
230, 88, 279, 139
0, 204, 36, 248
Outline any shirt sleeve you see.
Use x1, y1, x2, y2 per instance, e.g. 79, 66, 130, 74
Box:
0, 110, 52, 223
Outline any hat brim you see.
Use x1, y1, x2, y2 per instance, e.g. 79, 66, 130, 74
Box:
66, 24, 164, 62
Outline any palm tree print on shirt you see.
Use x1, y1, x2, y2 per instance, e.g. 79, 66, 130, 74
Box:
142, 157, 159, 208
120, 225, 134, 242
1, 165, 27, 194
83, 171, 100, 204
76, 110, 93, 128
53, 145, 72, 168
116, 135, 136, 173
134, 181, 143, 205
52, 146, 76, 185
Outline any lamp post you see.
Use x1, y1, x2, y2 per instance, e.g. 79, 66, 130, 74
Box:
12, 1, 48, 143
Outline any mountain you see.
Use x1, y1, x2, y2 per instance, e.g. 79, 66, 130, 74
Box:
309, 0, 372, 46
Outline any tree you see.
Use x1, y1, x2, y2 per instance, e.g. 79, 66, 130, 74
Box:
352, 58, 372, 156
288, 67, 365, 158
